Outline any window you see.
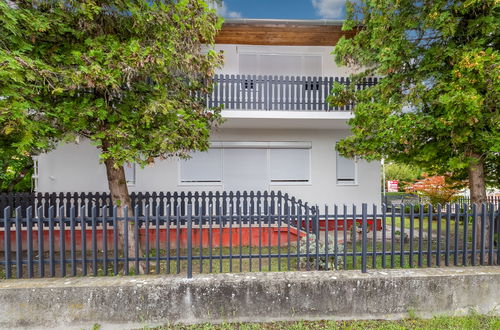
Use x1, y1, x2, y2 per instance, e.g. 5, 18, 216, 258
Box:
270, 149, 310, 183
180, 149, 222, 184
179, 142, 312, 187
336, 152, 356, 185
124, 163, 136, 185
223, 148, 268, 191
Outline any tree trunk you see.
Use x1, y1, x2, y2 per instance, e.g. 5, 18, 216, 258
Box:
103, 141, 144, 274
7, 164, 31, 192
468, 153, 487, 204
467, 152, 490, 259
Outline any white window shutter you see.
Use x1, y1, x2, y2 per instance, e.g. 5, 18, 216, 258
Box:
180, 149, 222, 183
336, 152, 356, 183
270, 149, 310, 182
238, 54, 258, 75
223, 149, 268, 191
239, 54, 322, 76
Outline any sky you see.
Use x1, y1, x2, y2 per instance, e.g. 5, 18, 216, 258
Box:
216, 0, 347, 20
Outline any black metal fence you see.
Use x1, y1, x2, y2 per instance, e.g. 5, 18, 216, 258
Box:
0, 190, 312, 218
457, 196, 500, 204
382, 194, 500, 212
382, 193, 421, 208
1, 198, 499, 279
208, 74, 378, 111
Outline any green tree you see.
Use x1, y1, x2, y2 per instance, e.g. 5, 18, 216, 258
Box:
384, 162, 423, 192
0, 0, 223, 265
0, 141, 33, 193
331, 0, 499, 204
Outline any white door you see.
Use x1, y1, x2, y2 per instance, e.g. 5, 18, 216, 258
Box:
223, 148, 268, 191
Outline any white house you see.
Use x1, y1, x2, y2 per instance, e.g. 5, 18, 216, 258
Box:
35, 19, 381, 207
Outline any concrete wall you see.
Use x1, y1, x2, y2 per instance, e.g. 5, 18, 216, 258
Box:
0, 267, 498, 329
36, 128, 381, 207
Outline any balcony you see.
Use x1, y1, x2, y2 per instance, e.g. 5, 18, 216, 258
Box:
208, 74, 378, 112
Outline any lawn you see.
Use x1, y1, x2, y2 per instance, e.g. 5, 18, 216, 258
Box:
130, 313, 500, 330
386, 216, 468, 232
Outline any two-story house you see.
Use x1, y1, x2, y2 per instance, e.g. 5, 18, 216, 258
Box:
35, 19, 381, 207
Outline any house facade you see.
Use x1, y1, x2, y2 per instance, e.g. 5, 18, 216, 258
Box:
35, 19, 381, 207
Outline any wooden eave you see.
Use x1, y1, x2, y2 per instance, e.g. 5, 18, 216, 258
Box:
215, 23, 357, 46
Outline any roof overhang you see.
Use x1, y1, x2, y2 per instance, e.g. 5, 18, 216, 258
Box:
215, 19, 357, 46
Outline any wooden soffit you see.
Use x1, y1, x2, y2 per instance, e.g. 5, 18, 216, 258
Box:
215, 22, 357, 46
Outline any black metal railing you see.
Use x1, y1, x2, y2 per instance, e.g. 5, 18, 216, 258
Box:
207, 74, 378, 111
0, 190, 312, 218
1, 199, 498, 279
382, 193, 500, 212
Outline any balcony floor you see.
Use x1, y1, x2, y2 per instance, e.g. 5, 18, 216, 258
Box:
219, 110, 353, 129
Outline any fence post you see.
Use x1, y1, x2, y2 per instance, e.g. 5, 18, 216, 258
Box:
4, 207, 11, 279
496, 204, 500, 265
15, 207, 22, 279
361, 203, 368, 273
187, 204, 193, 279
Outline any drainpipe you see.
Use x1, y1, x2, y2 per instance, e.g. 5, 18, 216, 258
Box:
381, 158, 386, 206
31, 156, 39, 193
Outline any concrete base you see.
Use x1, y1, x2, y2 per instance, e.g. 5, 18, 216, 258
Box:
0, 267, 499, 329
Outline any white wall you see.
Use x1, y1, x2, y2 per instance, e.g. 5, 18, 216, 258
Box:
37, 128, 381, 207
37, 141, 109, 192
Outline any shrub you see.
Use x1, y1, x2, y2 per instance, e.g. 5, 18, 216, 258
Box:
299, 234, 344, 270
405, 174, 463, 205
404, 204, 430, 214
384, 163, 423, 192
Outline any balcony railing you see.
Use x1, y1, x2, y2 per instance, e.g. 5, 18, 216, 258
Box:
207, 74, 378, 111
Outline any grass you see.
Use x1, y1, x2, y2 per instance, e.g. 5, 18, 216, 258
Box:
386, 216, 468, 232
5, 234, 481, 279
139, 313, 500, 330
130, 238, 470, 276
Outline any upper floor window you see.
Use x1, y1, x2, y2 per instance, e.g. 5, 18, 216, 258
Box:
239, 54, 322, 76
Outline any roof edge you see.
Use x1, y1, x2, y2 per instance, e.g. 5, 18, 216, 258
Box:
222, 18, 345, 26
